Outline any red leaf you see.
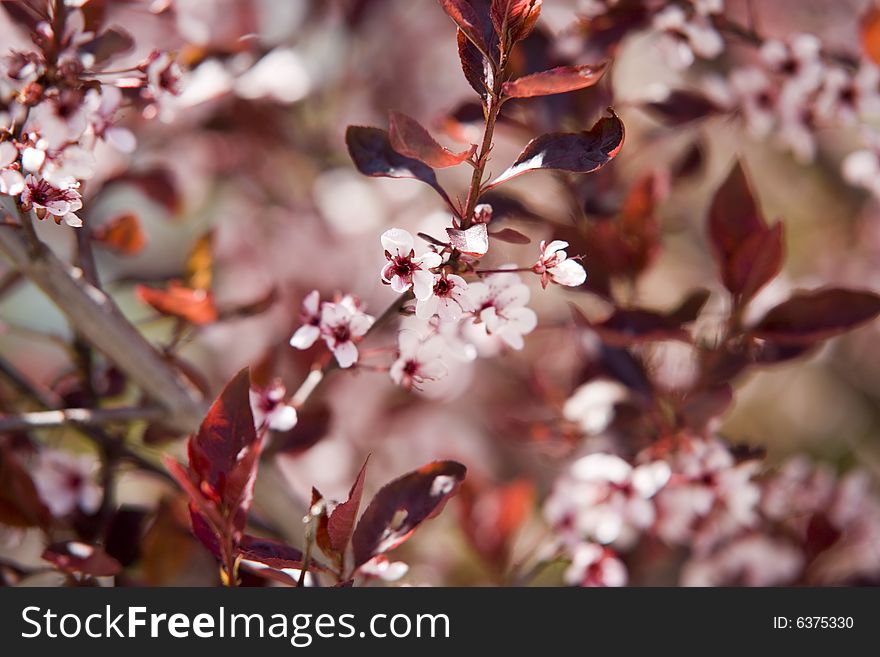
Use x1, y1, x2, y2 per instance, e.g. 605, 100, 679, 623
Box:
491, 0, 542, 43
727, 221, 784, 304
187, 368, 258, 500
488, 227, 531, 244
42, 542, 121, 577
488, 110, 624, 187
502, 63, 607, 98
346, 126, 453, 207
591, 309, 690, 346
438, 0, 488, 52
643, 89, 722, 126
447, 223, 489, 256
667, 288, 711, 325
861, 6, 880, 66
751, 288, 880, 344
389, 111, 475, 168
136, 282, 218, 325
352, 460, 467, 567
707, 162, 780, 301
91, 213, 147, 255
327, 457, 370, 556
459, 479, 534, 567
458, 29, 489, 98
237, 535, 304, 570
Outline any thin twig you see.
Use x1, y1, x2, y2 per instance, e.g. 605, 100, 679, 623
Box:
0, 405, 165, 432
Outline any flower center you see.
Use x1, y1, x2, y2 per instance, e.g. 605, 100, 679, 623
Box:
332, 323, 351, 343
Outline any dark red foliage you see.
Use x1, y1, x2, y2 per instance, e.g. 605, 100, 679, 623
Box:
751, 288, 880, 344
488, 110, 625, 187
352, 460, 467, 568
502, 62, 607, 98
345, 126, 453, 207
42, 542, 122, 578
643, 89, 723, 126
708, 163, 783, 306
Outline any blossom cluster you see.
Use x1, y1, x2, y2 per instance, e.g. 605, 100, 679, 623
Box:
289, 223, 585, 392
584, 0, 880, 196
543, 432, 880, 586
1, 3, 179, 227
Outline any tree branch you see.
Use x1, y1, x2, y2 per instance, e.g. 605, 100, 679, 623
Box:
0, 405, 164, 433
0, 212, 206, 433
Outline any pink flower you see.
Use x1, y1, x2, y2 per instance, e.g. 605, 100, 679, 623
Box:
32, 450, 102, 517
729, 66, 777, 139
652, 4, 723, 70
466, 271, 537, 350
681, 534, 804, 586
390, 330, 447, 390
564, 543, 628, 587
27, 90, 89, 150
289, 290, 322, 349
761, 34, 824, 97
319, 296, 375, 368
0, 141, 24, 196
20, 174, 83, 227
544, 453, 670, 548
380, 228, 442, 300
532, 240, 587, 288
250, 379, 298, 432
415, 272, 471, 323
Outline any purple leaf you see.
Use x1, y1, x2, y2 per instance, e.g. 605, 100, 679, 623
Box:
488, 111, 624, 187
502, 63, 607, 98
352, 460, 467, 567
346, 126, 453, 207
751, 288, 880, 344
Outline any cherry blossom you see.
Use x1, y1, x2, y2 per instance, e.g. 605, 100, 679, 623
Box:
681, 534, 804, 586
289, 290, 322, 349
415, 272, 471, 323
728, 67, 778, 139
380, 228, 442, 299
652, 4, 723, 70
390, 330, 447, 390
760, 34, 824, 98
563, 542, 628, 587
544, 453, 670, 548
27, 90, 90, 150
250, 380, 298, 433
563, 380, 629, 435
531, 240, 587, 288
0, 141, 24, 196
465, 271, 537, 350
31, 450, 102, 518
20, 174, 83, 227
318, 295, 375, 368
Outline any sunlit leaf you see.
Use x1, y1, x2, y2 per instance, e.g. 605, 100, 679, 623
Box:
352, 460, 467, 567
488, 110, 624, 187
389, 111, 475, 168
502, 63, 607, 98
